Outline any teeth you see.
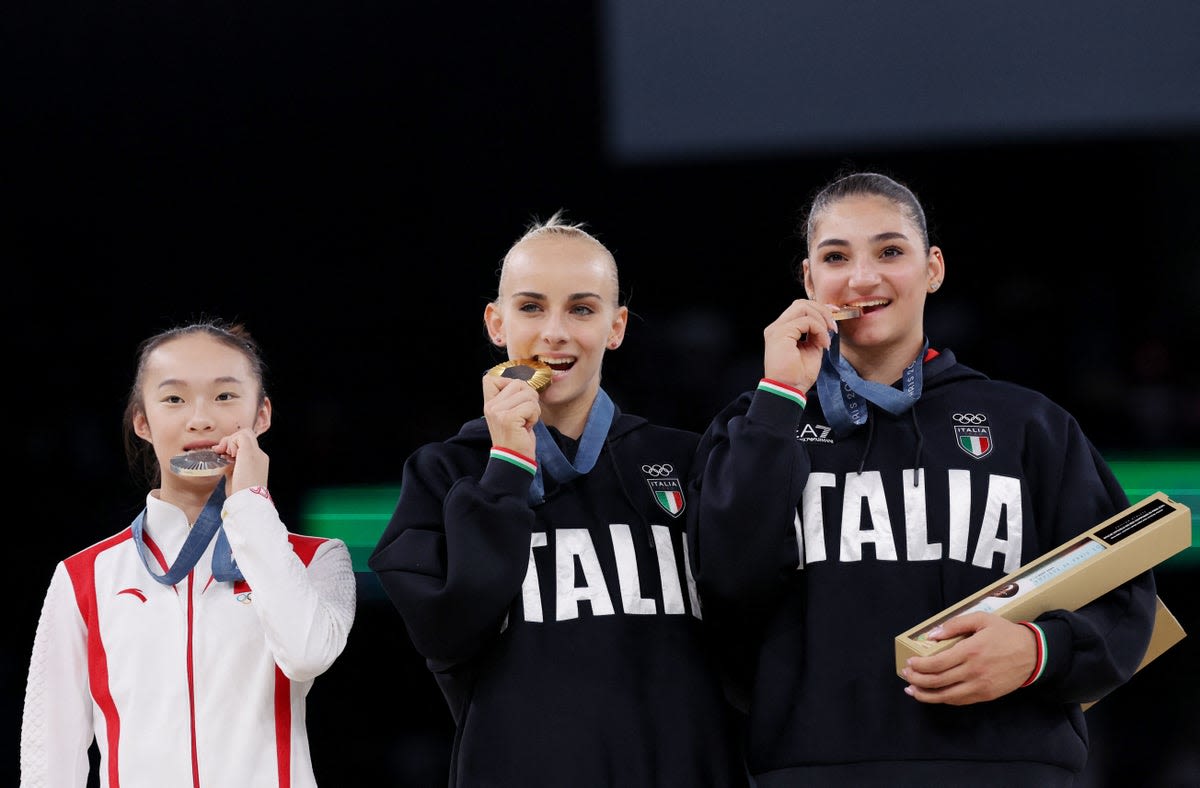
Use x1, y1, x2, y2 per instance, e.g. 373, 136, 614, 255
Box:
536, 355, 576, 368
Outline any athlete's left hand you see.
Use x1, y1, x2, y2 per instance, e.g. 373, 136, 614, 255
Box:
213, 428, 271, 497
899, 612, 1038, 705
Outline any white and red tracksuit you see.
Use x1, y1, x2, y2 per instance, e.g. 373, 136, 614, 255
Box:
21, 488, 357, 788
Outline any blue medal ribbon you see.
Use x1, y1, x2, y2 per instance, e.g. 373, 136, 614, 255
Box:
816, 333, 927, 437
528, 387, 614, 505
132, 477, 245, 584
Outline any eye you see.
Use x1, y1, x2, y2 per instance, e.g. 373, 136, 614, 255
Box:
517, 301, 544, 314
820, 250, 848, 264
570, 304, 596, 317
163, 394, 185, 404
215, 391, 240, 402
880, 245, 905, 259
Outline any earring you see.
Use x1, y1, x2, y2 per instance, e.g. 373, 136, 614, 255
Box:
930, 282, 940, 292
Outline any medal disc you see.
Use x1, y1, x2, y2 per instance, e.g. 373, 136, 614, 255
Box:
487, 358, 553, 392
169, 449, 231, 477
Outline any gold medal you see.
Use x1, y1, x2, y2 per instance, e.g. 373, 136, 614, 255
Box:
487, 358, 553, 392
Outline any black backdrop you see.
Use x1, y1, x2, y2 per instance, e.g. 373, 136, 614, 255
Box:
7, 2, 1199, 786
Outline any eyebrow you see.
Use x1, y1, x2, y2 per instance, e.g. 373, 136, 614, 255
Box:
815, 231, 909, 249
512, 290, 604, 301
156, 376, 244, 389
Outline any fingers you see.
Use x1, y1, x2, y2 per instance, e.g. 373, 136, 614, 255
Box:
212, 428, 270, 495
762, 299, 838, 389
767, 299, 838, 347
901, 615, 1036, 705
482, 373, 541, 458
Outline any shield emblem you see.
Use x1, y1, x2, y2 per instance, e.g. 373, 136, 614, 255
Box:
955, 425, 993, 459
647, 477, 686, 518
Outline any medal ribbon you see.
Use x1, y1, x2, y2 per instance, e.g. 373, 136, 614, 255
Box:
529, 387, 614, 504
816, 333, 927, 437
132, 477, 245, 585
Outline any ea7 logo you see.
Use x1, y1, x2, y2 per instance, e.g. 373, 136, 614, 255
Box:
797, 423, 833, 443
646, 478, 685, 518
954, 425, 993, 459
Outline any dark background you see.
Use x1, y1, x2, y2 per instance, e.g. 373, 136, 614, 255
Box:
6, 2, 1199, 786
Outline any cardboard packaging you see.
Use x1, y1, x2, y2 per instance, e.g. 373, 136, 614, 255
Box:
895, 492, 1192, 679
1079, 596, 1185, 710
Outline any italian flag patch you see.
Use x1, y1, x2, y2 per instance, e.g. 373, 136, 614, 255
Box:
954, 425, 993, 459
647, 477, 686, 518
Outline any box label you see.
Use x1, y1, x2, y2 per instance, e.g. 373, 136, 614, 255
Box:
1095, 498, 1177, 545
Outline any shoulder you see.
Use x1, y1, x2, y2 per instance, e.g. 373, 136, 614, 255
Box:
611, 413, 700, 447
286, 533, 349, 565
929, 351, 1074, 416
956, 375, 1074, 418
405, 418, 492, 469
63, 527, 136, 566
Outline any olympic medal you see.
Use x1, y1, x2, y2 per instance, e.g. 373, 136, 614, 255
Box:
487, 358, 553, 392
169, 449, 231, 477
799, 305, 864, 344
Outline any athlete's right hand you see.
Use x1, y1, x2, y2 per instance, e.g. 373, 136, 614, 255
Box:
763, 299, 839, 391
482, 372, 541, 459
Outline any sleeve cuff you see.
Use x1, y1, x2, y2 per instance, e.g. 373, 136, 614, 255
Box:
747, 378, 808, 430
488, 447, 537, 475
758, 378, 806, 407
1018, 620, 1048, 687
480, 447, 538, 497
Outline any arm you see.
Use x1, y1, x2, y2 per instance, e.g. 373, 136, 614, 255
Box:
1024, 418, 1156, 704
690, 299, 836, 607
221, 489, 357, 682
904, 412, 1156, 705
20, 563, 94, 788
368, 446, 537, 669
689, 386, 807, 608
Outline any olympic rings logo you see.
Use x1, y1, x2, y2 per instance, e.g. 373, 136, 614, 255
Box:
642, 464, 675, 477
952, 413, 987, 424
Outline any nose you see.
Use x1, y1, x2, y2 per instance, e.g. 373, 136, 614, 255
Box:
540, 312, 569, 344
186, 403, 216, 431
847, 256, 882, 289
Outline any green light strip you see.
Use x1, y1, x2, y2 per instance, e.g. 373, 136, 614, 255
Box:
1108, 457, 1198, 571
300, 459, 1199, 572
300, 486, 400, 572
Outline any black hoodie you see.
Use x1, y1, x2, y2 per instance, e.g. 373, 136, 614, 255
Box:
689, 347, 1157, 787
370, 403, 749, 788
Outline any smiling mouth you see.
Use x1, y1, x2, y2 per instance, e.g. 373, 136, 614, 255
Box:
843, 298, 890, 315
535, 355, 576, 372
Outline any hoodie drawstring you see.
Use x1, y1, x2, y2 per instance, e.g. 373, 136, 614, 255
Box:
910, 407, 924, 486
854, 403, 924, 486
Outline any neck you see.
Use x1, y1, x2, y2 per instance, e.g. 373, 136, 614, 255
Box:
156, 477, 221, 526
540, 386, 602, 440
